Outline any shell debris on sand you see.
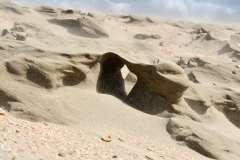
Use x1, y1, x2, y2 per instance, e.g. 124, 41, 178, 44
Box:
0, 115, 207, 159
0, 115, 143, 159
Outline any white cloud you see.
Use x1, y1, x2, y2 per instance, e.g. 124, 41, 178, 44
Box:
10, 0, 240, 24
110, 2, 130, 14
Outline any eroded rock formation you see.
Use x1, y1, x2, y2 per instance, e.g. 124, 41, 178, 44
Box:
97, 52, 201, 121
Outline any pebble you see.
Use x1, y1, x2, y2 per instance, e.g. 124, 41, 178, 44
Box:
16, 34, 26, 41
145, 155, 154, 160
0, 108, 6, 116
232, 70, 236, 74
1, 29, 9, 36
118, 138, 125, 142
58, 152, 65, 157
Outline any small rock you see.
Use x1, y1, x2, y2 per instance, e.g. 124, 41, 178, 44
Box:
151, 34, 161, 39
232, 70, 236, 74
213, 83, 217, 86
15, 129, 20, 133
16, 34, 26, 41
1, 29, 9, 36
112, 155, 117, 158
159, 42, 164, 46
102, 135, 112, 142
145, 155, 154, 160
58, 152, 65, 157
64, 10, 74, 14
87, 12, 93, 17
237, 65, 240, 68
196, 35, 201, 39
118, 137, 125, 142
0, 108, 6, 116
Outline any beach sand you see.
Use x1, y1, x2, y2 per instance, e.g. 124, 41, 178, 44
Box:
1, 1, 240, 159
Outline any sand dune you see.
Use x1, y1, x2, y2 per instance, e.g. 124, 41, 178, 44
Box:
1, 1, 240, 160
48, 16, 109, 38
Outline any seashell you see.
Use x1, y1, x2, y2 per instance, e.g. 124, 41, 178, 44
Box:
102, 135, 112, 142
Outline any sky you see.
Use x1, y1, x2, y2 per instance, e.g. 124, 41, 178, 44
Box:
10, 0, 240, 25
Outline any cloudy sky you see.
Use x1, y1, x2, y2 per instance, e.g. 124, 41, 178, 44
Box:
11, 0, 240, 24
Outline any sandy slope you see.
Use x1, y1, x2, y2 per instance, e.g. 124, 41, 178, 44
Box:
1, 1, 240, 160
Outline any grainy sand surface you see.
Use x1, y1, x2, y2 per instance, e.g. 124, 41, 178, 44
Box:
0, 114, 206, 160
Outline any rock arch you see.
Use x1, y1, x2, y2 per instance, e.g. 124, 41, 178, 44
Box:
97, 52, 201, 121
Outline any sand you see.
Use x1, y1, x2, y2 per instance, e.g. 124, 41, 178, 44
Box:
0, 0, 240, 160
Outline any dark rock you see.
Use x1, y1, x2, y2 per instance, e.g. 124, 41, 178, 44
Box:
159, 42, 164, 46
16, 34, 26, 41
1, 29, 9, 36
62, 9, 74, 14
134, 34, 161, 40
58, 152, 65, 157
197, 27, 210, 34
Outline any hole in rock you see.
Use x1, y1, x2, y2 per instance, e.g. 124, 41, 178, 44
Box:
97, 55, 174, 116
121, 65, 137, 95
97, 58, 137, 100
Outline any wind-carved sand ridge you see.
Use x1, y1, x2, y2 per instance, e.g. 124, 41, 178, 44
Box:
1, 1, 240, 160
